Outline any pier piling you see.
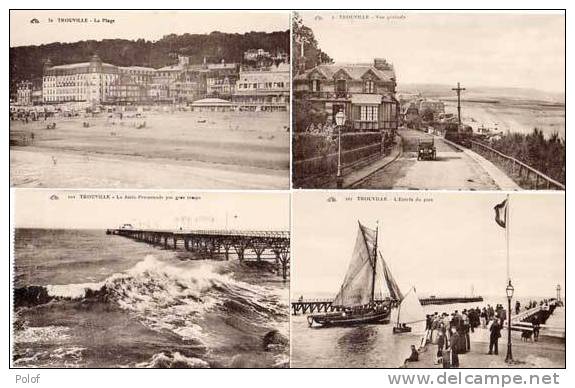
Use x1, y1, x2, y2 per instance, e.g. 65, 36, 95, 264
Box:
108, 228, 290, 278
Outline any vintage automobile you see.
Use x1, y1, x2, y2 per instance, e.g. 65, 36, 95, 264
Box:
417, 138, 436, 160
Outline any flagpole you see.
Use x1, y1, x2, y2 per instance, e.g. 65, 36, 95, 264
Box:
506, 194, 510, 282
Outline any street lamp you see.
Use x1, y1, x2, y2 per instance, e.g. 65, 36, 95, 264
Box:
335, 110, 346, 189
505, 280, 514, 363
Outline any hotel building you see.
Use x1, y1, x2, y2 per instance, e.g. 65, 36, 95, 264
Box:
293, 58, 399, 131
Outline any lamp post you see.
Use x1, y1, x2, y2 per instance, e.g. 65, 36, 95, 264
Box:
335, 110, 346, 189
505, 280, 514, 363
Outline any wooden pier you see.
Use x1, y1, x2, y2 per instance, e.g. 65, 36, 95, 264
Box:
507, 300, 563, 337
291, 296, 484, 315
419, 296, 484, 306
107, 228, 290, 279
291, 299, 396, 315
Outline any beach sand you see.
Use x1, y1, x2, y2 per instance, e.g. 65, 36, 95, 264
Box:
10, 111, 290, 189
444, 99, 565, 139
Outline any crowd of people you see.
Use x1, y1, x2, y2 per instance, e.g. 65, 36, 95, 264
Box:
403, 299, 558, 368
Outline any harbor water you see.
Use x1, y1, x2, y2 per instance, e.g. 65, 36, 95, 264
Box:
291, 297, 556, 368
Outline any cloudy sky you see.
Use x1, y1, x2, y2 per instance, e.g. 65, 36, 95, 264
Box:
10, 10, 289, 47
291, 192, 564, 300
301, 11, 565, 93
14, 191, 289, 231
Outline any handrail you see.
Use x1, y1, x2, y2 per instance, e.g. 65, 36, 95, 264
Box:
293, 142, 380, 165
470, 140, 565, 190
115, 229, 290, 238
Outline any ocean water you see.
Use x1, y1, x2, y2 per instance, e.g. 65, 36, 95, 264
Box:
12, 229, 289, 368
291, 297, 548, 368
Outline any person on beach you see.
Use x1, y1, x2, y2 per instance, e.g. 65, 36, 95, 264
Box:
515, 301, 521, 315
436, 331, 446, 364
533, 319, 541, 342
462, 311, 471, 352
404, 345, 419, 365
488, 318, 501, 355
499, 306, 507, 324
449, 328, 460, 368
480, 308, 487, 328
488, 305, 495, 320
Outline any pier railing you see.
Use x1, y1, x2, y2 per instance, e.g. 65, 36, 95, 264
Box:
291, 296, 483, 315
109, 228, 290, 279
469, 140, 565, 190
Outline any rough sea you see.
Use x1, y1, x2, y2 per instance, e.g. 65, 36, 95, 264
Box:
13, 229, 289, 368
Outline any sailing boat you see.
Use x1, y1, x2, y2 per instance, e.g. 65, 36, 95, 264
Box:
392, 287, 426, 334
307, 221, 403, 328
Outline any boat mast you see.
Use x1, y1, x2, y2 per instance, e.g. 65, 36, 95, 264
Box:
396, 297, 402, 327
370, 221, 379, 304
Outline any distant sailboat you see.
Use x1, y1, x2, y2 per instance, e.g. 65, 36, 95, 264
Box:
392, 287, 426, 334
307, 221, 403, 328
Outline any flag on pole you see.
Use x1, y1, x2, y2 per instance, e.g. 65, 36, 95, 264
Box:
494, 199, 508, 228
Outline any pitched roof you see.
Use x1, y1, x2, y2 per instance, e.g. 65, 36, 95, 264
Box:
47, 62, 117, 71
295, 63, 396, 82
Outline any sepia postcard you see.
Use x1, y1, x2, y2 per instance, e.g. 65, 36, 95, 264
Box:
290, 191, 565, 368
6, 7, 570, 376
11, 190, 290, 368
292, 11, 565, 190
9, 10, 290, 189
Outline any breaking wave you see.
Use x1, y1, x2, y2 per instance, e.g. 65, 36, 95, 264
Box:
14, 255, 288, 347
135, 352, 210, 368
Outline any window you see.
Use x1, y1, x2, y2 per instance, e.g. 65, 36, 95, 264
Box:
360, 106, 378, 121
365, 80, 375, 93
335, 79, 346, 93
311, 79, 321, 92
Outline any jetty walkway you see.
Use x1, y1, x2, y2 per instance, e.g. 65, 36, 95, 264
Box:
291, 296, 484, 315
107, 228, 290, 279
405, 302, 564, 369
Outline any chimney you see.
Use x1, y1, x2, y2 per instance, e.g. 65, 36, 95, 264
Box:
43, 58, 53, 73
374, 58, 390, 71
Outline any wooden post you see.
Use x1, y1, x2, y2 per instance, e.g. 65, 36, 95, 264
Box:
223, 243, 231, 260
234, 244, 245, 262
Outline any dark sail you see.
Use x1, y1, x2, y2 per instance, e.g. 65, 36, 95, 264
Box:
332, 222, 377, 308
379, 251, 403, 301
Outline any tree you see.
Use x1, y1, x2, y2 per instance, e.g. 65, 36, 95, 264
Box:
292, 12, 333, 75
421, 108, 435, 123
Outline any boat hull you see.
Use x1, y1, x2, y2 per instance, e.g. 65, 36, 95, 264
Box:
308, 306, 391, 328
392, 326, 412, 334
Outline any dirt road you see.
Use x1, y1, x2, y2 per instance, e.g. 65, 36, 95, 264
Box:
357, 129, 500, 190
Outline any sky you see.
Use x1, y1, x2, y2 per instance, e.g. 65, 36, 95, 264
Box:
301, 11, 565, 93
10, 10, 289, 47
291, 192, 565, 300
14, 191, 289, 232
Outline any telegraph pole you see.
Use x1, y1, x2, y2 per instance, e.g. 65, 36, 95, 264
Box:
452, 82, 466, 129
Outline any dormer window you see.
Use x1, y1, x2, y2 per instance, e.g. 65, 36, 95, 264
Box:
311, 79, 321, 92
365, 80, 375, 93
335, 79, 347, 93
